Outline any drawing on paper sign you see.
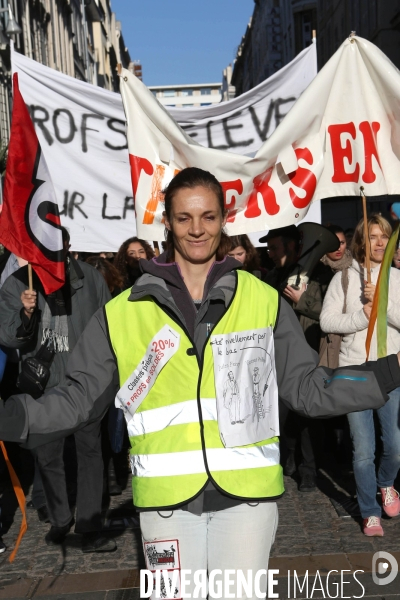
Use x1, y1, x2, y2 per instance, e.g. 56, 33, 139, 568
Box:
223, 371, 244, 424
252, 366, 274, 421
145, 543, 176, 568
159, 573, 179, 599
211, 327, 279, 447
252, 367, 264, 421
144, 539, 180, 570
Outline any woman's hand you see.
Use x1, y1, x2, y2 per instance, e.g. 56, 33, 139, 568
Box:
283, 283, 306, 304
21, 290, 37, 319
363, 302, 372, 320
364, 281, 376, 303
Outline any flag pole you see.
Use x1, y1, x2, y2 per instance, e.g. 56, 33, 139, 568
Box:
28, 263, 33, 292
360, 186, 371, 283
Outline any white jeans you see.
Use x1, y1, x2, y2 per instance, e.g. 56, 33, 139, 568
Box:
140, 502, 278, 599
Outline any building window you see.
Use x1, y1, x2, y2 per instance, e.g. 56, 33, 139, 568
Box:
165, 104, 176, 107
201, 103, 212, 106
163, 90, 175, 97
181, 89, 193, 96
184, 104, 194, 107
201, 88, 211, 95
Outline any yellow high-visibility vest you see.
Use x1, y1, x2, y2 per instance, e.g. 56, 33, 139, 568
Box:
105, 270, 283, 509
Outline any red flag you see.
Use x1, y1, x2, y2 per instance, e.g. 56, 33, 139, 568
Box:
0, 73, 64, 294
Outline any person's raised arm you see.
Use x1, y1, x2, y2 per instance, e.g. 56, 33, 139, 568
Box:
0, 307, 119, 448
275, 300, 400, 419
0, 272, 39, 349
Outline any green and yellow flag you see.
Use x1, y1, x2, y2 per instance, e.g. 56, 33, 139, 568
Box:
366, 223, 400, 359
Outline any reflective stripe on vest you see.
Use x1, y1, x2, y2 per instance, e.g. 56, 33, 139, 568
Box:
130, 442, 280, 477
127, 398, 216, 437
105, 270, 284, 509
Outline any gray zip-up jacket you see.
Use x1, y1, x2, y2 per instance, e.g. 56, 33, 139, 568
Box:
0, 256, 399, 456
0, 258, 111, 389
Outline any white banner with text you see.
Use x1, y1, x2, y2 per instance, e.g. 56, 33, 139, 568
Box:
11, 44, 317, 250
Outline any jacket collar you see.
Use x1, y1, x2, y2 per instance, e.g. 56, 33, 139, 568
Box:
128, 253, 241, 331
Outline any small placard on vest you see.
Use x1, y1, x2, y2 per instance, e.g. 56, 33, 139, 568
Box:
210, 327, 279, 447
115, 325, 180, 422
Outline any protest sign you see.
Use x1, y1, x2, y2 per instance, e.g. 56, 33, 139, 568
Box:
12, 44, 317, 250
120, 36, 400, 241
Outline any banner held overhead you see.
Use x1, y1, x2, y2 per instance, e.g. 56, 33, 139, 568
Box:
12, 43, 317, 251
119, 36, 400, 241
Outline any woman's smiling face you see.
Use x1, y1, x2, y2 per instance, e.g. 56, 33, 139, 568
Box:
164, 185, 226, 265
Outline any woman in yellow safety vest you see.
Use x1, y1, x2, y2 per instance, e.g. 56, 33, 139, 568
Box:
1, 167, 399, 599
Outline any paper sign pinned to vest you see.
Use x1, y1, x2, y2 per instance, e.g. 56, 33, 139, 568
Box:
115, 325, 180, 421
210, 328, 279, 447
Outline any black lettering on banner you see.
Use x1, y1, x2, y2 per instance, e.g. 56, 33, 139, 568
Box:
249, 101, 274, 142
123, 196, 135, 219
53, 109, 77, 144
181, 124, 198, 139
102, 193, 121, 220
68, 192, 88, 219
222, 111, 254, 148
29, 105, 54, 146
105, 119, 128, 150
206, 121, 229, 150
274, 97, 296, 128
81, 113, 105, 153
60, 190, 68, 216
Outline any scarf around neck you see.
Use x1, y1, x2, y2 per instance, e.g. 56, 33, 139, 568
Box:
40, 260, 70, 353
321, 248, 353, 272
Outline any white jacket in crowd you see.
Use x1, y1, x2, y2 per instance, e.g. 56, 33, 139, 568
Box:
320, 259, 400, 367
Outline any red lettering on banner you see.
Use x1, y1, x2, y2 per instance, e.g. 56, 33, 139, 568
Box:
129, 155, 154, 196
244, 167, 279, 218
288, 148, 317, 209
142, 167, 180, 225
328, 122, 360, 183
143, 164, 165, 224
220, 179, 243, 223
359, 121, 381, 184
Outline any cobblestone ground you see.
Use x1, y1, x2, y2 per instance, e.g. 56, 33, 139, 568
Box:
0, 445, 140, 584
1, 456, 400, 583
1, 438, 400, 600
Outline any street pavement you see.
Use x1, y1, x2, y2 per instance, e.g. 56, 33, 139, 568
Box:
1, 447, 400, 599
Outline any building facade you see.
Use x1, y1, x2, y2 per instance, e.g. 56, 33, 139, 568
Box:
231, 0, 317, 97
0, 0, 132, 145
221, 63, 235, 102
149, 82, 222, 108
317, 0, 400, 70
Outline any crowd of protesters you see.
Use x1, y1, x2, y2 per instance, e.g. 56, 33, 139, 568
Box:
0, 192, 400, 559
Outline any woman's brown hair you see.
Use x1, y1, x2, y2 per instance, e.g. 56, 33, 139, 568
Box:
163, 167, 230, 261
351, 214, 392, 264
113, 237, 155, 281
228, 235, 261, 272
85, 256, 124, 292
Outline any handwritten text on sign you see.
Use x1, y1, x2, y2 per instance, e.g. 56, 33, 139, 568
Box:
115, 325, 181, 422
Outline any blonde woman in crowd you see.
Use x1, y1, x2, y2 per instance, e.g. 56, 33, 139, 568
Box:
320, 215, 400, 536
